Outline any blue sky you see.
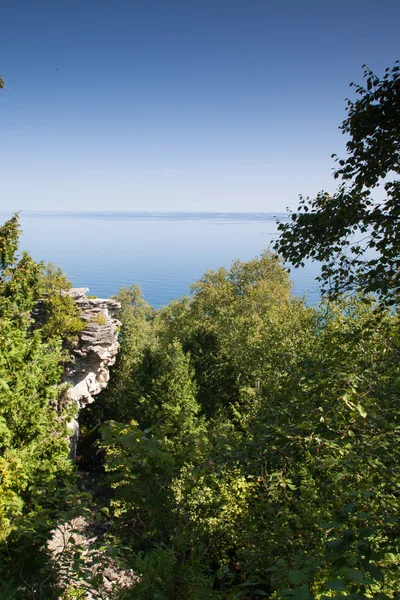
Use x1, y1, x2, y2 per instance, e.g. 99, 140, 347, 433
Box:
1, 0, 399, 212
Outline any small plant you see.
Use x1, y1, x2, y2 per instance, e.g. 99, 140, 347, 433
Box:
91, 313, 107, 326
62, 585, 87, 599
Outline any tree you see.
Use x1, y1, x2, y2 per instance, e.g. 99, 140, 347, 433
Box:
81, 247, 400, 598
275, 62, 400, 305
0, 76, 4, 89
0, 214, 44, 322
0, 215, 93, 599
0, 216, 73, 538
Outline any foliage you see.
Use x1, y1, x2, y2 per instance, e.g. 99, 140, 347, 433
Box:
0, 216, 85, 340
91, 312, 107, 326
102, 284, 155, 419
157, 250, 302, 419
0, 215, 89, 598
94, 251, 400, 598
0, 216, 72, 534
1, 219, 399, 597
275, 62, 400, 305
0, 319, 70, 534
38, 263, 86, 343
0, 214, 44, 322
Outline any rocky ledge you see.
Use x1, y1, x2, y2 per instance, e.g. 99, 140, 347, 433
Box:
59, 288, 120, 456
62, 288, 121, 408
32, 287, 121, 455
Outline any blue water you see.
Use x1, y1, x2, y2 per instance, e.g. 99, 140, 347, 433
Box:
3, 212, 321, 308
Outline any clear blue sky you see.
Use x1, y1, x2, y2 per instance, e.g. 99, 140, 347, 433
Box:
1, 0, 399, 212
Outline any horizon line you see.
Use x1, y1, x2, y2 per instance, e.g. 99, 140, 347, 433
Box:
1, 209, 289, 215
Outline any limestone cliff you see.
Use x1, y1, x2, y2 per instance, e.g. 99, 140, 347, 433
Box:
62, 288, 121, 407
61, 288, 121, 455
33, 287, 121, 455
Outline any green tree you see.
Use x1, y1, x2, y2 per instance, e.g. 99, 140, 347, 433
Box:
271, 62, 400, 598
98, 256, 400, 598
0, 318, 70, 535
99, 340, 207, 599
0, 215, 80, 597
102, 284, 155, 421
0, 215, 85, 341
275, 62, 400, 305
0, 214, 44, 322
158, 250, 314, 420
0, 216, 72, 529
37, 263, 86, 343
97, 254, 321, 596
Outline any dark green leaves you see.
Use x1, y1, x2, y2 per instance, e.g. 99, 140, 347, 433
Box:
275, 62, 400, 306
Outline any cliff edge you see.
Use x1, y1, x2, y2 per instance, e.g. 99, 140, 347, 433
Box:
62, 288, 121, 407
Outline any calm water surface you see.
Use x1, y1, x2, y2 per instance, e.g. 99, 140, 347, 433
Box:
4, 212, 321, 308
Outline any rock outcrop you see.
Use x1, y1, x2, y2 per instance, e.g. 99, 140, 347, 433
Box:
61, 289, 121, 456
62, 288, 121, 407
33, 287, 121, 456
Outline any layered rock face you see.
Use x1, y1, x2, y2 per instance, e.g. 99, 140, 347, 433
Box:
32, 288, 120, 456
63, 288, 121, 407
61, 289, 121, 455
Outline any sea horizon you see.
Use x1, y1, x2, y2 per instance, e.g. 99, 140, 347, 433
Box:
2, 211, 318, 307
1, 210, 290, 219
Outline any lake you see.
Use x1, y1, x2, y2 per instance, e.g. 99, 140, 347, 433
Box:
2, 212, 321, 308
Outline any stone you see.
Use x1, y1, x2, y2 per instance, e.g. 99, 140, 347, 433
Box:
32, 288, 121, 457
62, 289, 121, 408
61, 289, 121, 457
104, 568, 119, 581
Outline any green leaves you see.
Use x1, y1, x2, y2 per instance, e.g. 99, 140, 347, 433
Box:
275, 62, 400, 306
280, 585, 312, 600
0, 214, 75, 577
11, 241, 391, 598
325, 579, 347, 591
0, 213, 20, 272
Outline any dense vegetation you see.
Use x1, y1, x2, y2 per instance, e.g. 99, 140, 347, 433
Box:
0, 63, 399, 598
0, 215, 88, 598
82, 257, 398, 599
1, 217, 399, 597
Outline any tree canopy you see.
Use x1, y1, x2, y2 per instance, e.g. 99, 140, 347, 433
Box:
1, 213, 399, 598
92, 258, 400, 599
275, 62, 400, 305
